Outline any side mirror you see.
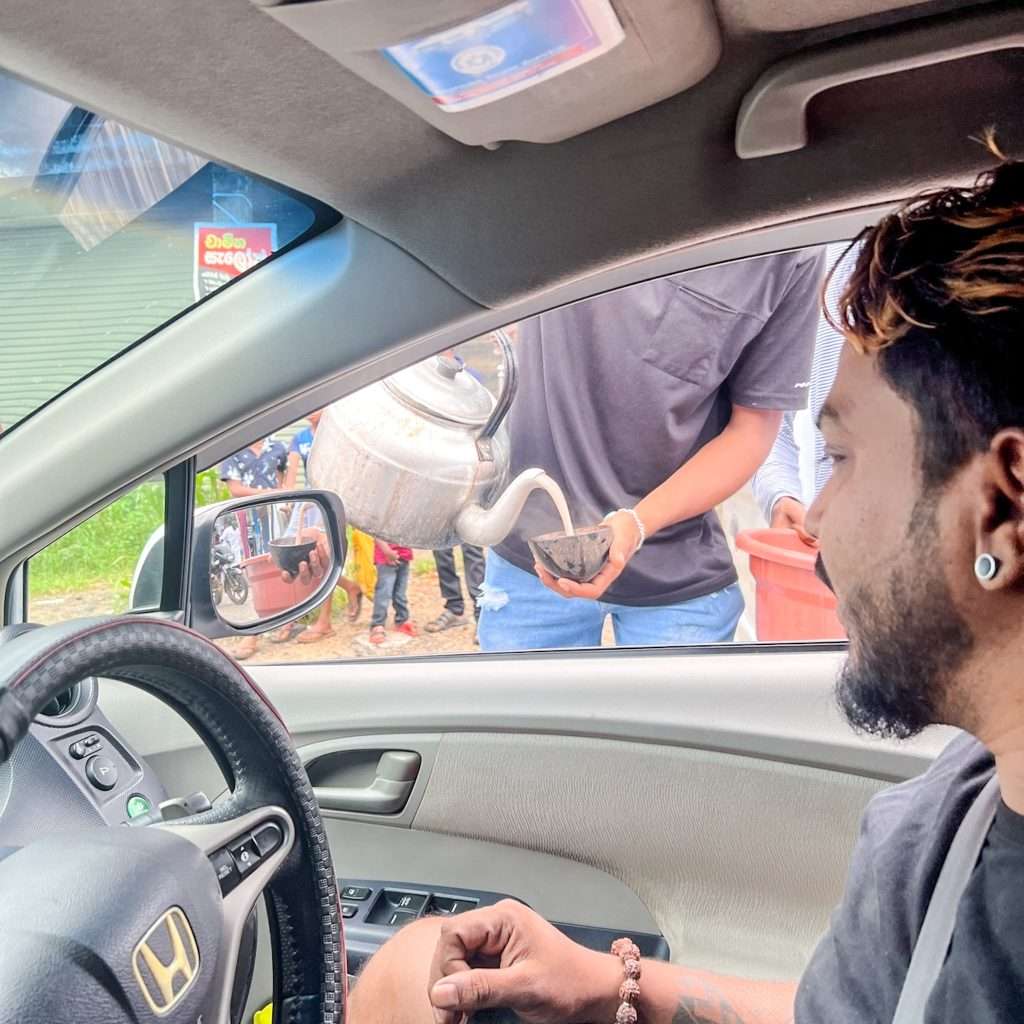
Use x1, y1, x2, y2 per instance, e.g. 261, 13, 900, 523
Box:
189, 490, 347, 639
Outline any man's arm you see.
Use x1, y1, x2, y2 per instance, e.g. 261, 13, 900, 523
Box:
638, 961, 795, 1024
750, 411, 802, 525
635, 405, 782, 538
284, 450, 302, 490
224, 480, 268, 498
434, 904, 797, 1024
350, 900, 795, 1024
542, 405, 782, 599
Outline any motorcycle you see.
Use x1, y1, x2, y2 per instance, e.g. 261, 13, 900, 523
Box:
210, 540, 249, 606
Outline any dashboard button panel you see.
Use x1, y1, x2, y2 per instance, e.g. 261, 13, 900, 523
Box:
85, 755, 118, 791
229, 836, 261, 876
211, 848, 240, 895
69, 734, 103, 760
208, 819, 286, 894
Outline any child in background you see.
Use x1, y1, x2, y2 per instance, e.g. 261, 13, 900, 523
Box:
370, 540, 417, 645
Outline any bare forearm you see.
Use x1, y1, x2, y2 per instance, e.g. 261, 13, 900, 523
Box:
226, 482, 271, 497
642, 960, 796, 1024
636, 408, 783, 536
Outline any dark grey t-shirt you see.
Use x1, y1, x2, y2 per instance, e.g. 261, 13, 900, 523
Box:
796, 733, 1024, 1022
495, 250, 824, 605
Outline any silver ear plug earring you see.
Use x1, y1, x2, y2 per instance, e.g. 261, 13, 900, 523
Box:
975, 553, 1000, 582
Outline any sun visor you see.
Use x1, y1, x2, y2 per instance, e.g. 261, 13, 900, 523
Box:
255, 0, 722, 146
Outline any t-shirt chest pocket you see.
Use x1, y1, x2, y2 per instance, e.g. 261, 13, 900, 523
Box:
629, 280, 760, 389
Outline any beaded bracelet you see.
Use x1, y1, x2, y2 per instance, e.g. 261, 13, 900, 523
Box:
603, 508, 646, 553
610, 937, 642, 1024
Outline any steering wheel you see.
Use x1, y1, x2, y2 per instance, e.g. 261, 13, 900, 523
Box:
0, 616, 345, 1024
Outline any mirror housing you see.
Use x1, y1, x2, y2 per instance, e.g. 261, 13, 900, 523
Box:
188, 490, 347, 640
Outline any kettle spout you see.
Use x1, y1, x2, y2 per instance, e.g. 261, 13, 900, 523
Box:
454, 468, 552, 548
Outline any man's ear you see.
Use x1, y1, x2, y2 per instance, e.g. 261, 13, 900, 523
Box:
975, 429, 1024, 589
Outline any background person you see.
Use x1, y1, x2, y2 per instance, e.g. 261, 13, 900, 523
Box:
348, 147, 1024, 1024
751, 243, 857, 538
219, 435, 297, 657
427, 350, 488, 638
425, 545, 485, 635
285, 410, 365, 641
369, 539, 416, 646
479, 251, 824, 651
220, 516, 242, 564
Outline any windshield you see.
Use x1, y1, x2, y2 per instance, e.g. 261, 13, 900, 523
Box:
0, 69, 329, 434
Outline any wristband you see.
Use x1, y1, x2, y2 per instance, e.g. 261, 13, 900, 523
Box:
604, 508, 646, 553
611, 937, 641, 1024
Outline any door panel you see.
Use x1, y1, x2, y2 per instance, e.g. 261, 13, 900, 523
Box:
323, 818, 659, 932
100, 646, 954, 981
413, 732, 879, 977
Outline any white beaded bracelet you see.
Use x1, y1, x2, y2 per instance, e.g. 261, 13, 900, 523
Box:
604, 507, 646, 553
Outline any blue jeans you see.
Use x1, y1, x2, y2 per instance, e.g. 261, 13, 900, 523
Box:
477, 551, 743, 652
371, 561, 411, 628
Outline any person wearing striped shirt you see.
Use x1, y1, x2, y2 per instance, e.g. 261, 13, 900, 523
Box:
751, 242, 857, 537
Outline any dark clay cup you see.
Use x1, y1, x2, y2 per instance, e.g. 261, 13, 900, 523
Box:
269, 537, 318, 576
529, 524, 613, 584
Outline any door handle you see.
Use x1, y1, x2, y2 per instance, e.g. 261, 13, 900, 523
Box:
735, 8, 1024, 158
314, 750, 421, 814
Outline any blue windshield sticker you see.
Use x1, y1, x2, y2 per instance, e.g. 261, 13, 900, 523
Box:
383, 0, 624, 112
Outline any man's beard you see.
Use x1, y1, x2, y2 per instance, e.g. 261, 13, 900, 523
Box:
831, 497, 974, 739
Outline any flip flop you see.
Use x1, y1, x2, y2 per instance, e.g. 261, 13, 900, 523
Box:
269, 622, 306, 644
297, 629, 335, 644
235, 639, 259, 661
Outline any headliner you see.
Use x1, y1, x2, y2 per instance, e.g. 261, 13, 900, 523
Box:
0, 0, 1018, 307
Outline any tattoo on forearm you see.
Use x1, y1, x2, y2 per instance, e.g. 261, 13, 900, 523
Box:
672, 975, 745, 1024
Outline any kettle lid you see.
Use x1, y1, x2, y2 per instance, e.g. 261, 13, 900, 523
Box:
385, 355, 494, 427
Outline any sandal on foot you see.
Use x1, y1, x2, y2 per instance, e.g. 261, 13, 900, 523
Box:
297, 628, 334, 644
369, 626, 386, 645
235, 638, 259, 661
424, 610, 468, 633
269, 622, 305, 644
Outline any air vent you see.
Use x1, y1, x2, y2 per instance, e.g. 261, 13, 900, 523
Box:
38, 684, 81, 720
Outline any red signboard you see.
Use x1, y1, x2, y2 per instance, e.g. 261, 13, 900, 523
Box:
193, 223, 277, 300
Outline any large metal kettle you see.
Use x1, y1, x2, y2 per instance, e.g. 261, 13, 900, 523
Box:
307, 331, 553, 549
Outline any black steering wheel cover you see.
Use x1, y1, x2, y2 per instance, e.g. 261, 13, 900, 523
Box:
0, 616, 344, 1024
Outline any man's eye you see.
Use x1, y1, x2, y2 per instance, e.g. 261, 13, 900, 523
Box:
825, 450, 846, 464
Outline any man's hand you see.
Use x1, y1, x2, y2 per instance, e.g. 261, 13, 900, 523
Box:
280, 527, 330, 585
534, 511, 642, 601
377, 541, 400, 566
770, 497, 815, 546
428, 900, 621, 1024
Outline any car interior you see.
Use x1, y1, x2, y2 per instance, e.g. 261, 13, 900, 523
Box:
0, 0, 1021, 1021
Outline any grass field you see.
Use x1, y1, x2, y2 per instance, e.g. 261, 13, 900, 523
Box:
28, 468, 230, 606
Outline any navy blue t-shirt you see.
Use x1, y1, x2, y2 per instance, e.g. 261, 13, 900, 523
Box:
219, 439, 288, 490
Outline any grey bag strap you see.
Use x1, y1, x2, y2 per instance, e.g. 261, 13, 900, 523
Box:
891, 773, 1002, 1024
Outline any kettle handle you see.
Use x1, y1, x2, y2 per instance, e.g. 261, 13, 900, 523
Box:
477, 329, 518, 455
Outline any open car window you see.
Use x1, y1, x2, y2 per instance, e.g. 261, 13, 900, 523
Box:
0, 68, 327, 435
194, 242, 857, 664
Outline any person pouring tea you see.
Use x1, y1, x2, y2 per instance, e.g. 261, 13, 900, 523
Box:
478, 252, 824, 651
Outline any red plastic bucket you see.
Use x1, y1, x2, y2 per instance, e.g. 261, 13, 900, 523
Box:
242, 553, 319, 618
735, 528, 845, 642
